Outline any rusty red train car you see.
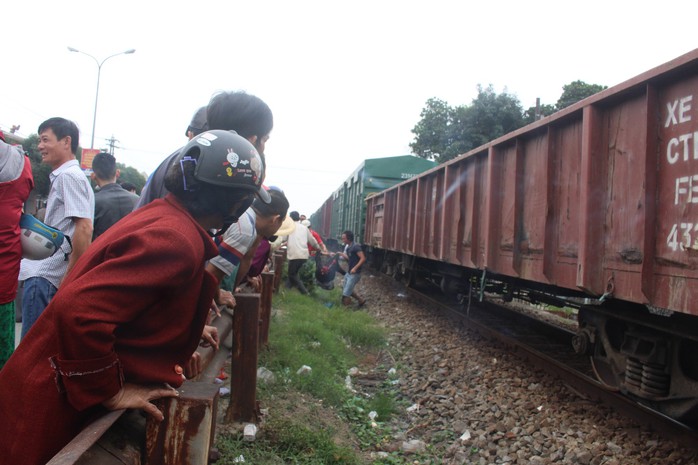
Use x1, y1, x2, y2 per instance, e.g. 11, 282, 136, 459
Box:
365, 48, 698, 422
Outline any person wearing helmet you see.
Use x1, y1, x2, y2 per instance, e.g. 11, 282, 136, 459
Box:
0, 134, 33, 369
135, 91, 273, 209
0, 130, 267, 465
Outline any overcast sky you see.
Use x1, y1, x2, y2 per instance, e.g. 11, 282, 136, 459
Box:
2, 1, 697, 217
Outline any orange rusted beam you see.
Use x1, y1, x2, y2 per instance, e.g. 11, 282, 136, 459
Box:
145, 381, 220, 465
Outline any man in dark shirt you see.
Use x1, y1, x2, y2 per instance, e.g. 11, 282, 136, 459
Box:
91, 152, 139, 239
338, 230, 366, 307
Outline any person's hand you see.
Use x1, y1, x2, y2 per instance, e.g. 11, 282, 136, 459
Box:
102, 383, 179, 422
183, 351, 202, 379
200, 324, 219, 350
215, 288, 236, 309
247, 275, 262, 293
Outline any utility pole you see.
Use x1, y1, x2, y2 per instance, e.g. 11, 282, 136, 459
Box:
106, 135, 120, 155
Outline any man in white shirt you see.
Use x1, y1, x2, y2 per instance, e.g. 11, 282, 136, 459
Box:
284, 211, 326, 294
19, 118, 94, 339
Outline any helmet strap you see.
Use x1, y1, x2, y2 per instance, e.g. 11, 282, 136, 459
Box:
62, 235, 73, 261
180, 156, 198, 191
209, 214, 239, 238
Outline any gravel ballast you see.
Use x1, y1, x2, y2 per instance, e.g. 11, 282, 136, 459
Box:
350, 272, 698, 465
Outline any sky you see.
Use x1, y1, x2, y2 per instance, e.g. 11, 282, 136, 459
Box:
2, 0, 697, 217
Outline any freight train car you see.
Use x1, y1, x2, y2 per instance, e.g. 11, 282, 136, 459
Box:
310, 155, 436, 249
365, 48, 698, 423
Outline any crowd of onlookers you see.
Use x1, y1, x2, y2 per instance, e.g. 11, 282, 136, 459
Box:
0, 90, 367, 465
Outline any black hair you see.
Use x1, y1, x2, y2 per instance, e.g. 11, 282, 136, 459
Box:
289, 211, 300, 222
92, 152, 116, 180
207, 91, 273, 142
120, 182, 137, 193
186, 106, 208, 137
253, 189, 289, 218
38, 117, 79, 154
343, 230, 354, 242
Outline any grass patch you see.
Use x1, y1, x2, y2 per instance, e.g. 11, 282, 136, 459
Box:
216, 286, 394, 464
217, 414, 361, 464
260, 289, 386, 405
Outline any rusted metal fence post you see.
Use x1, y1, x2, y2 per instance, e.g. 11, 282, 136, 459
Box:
259, 272, 274, 349
273, 250, 286, 293
225, 293, 260, 423
145, 381, 220, 465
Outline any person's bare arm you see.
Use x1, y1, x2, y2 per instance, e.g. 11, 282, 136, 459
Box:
64, 217, 93, 278
234, 235, 262, 288
206, 262, 226, 283
307, 230, 320, 250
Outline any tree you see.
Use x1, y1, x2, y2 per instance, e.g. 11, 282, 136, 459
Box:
116, 163, 147, 193
411, 81, 607, 164
411, 86, 525, 164
22, 134, 52, 197
461, 85, 524, 150
523, 102, 556, 124
409, 98, 452, 162
556, 80, 607, 110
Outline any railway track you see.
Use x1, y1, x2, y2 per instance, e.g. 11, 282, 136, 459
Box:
404, 282, 698, 451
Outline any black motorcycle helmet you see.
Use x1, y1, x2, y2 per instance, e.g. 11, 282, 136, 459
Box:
181, 129, 270, 203
165, 130, 270, 234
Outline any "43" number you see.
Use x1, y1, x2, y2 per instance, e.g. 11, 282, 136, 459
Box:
666, 223, 698, 251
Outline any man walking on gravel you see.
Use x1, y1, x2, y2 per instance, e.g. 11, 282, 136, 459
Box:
339, 230, 366, 307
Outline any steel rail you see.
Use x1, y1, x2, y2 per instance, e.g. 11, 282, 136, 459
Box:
405, 284, 698, 450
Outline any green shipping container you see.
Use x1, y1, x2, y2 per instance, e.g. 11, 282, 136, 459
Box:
325, 155, 436, 246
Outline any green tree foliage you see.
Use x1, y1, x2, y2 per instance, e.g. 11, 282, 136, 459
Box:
412, 80, 607, 163
556, 80, 607, 110
410, 86, 524, 164
22, 134, 52, 197
409, 98, 452, 162
523, 102, 556, 125
116, 163, 146, 193
465, 85, 524, 148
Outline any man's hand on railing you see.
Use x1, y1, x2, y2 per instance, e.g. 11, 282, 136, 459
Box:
183, 352, 202, 379
102, 383, 179, 422
200, 324, 219, 350
215, 288, 236, 311
246, 275, 262, 293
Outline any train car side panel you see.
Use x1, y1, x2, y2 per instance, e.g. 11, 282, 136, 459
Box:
654, 74, 698, 313
599, 95, 651, 304
519, 131, 553, 285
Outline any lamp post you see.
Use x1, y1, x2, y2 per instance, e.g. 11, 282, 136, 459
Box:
67, 47, 136, 149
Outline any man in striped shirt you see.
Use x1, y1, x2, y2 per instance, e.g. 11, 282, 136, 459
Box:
19, 118, 94, 339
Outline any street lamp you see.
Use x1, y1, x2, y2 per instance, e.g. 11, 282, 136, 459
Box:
67, 46, 136, 149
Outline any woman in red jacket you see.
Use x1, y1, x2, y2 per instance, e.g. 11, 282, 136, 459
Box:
0, 130, 270, 465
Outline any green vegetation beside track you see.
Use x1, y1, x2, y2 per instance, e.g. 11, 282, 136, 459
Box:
215, 288, 420, 464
